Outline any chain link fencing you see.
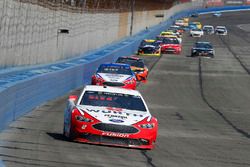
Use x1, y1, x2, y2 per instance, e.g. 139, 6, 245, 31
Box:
0, 0, 196, 68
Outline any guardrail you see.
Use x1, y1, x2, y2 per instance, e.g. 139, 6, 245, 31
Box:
0, 4, 250, 132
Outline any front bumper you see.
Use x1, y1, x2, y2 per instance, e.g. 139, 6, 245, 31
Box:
71, 122, 157, 149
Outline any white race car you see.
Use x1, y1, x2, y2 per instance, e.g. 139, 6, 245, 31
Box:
203, 25, 214, 35
213, 12, 222, 17
63, 85, 158, 149
190, 28, 204, 37
215, 26, 227, 35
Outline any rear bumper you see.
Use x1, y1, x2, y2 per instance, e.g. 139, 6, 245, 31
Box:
161, 48, 181, 54
138, 53, 161, 56
192, 52, 214, 57
92, 81, 136, 90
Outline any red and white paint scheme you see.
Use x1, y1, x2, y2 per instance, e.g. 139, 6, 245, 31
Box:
91, 63, 137, 90
63, 85, 158, 149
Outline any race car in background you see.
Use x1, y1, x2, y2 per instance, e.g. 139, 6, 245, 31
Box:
158, 37, 182, 54
188, 22, 199, 30
203, 25, 214, 35
175, 19, 185, 26
215, 26, 227, 35
168, 25, 184, 34
159, 31, 182, 44
192, 22, 202, 29
91, 63, 137, 90
116, 56, 148, 81
183, 17, 189, 24
213, 12, 222, 17
63, 85, 158, 149
190, 28, 204, 37
137, 39, 161, 56
191, 41, 214, 58
190, 12, 199, 17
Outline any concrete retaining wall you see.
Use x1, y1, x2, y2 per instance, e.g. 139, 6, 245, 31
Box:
0, 0, 198, 68
0, 1, 202, 131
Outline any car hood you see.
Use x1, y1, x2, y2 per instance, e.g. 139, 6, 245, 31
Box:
77, 105, 150, 125
97, 73, 132, 83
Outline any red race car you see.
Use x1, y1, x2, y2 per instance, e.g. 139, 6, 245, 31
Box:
91, 63, 137, 90
63, 85, 158, 149
116, 56, 148, 81
157, 36, 182, 54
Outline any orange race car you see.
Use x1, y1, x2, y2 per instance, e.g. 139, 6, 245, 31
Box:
116, 56, 148, 81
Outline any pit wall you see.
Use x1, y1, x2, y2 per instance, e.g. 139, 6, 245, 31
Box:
0, 0, 196, 68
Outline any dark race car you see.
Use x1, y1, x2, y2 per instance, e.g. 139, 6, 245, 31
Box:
137, 39, 161, 56
191, 42, 214, 58
116, 56, 148, 82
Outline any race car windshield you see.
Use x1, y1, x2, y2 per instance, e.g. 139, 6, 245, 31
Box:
97, 65, 132, 75
196, 43, 212, 49
142, 47, 155, 53
192, 29, 201, 31
80, 91, 147, 112
162, 38, 179, 44
140, 41, 154, 47
217, 28, 225, 31
116, 58, 145, 68
204, 27, 213, 30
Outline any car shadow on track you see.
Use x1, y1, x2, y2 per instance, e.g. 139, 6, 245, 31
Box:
47, 132, 68, 141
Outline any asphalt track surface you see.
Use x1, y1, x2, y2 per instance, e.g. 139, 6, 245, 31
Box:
0, 11, 250, 167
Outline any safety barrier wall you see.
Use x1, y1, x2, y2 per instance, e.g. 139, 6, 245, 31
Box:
1, 3, 250, 132
0, 0, 192, 68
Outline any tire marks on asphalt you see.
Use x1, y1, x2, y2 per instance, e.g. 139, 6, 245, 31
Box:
198, 57, 250, 139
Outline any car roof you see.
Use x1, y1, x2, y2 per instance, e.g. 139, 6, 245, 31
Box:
100, 63, 130, 68
203, 25, 214, 27
143, 39, 155, 42
118, 56, 140, 60
161, 35, 178, 38
193, 22, 201, 24
84, 85, 141, 96
216, 26, 226, 28
196, 41, 211, 44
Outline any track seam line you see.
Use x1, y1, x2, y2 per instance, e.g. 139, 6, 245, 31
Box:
141, 150, 157, 167
198, 57, 250, 139
219, 34, 250, 75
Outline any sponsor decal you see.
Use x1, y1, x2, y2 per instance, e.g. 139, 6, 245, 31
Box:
81, 125, 87, 129
102, 132, 130, 138
86, 108, 144, 117
109, 119, 124, 123
106, 107, 123, 112
104, 114, 128, 120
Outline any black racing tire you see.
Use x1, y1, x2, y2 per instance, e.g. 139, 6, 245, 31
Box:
63, 125, 75, 141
